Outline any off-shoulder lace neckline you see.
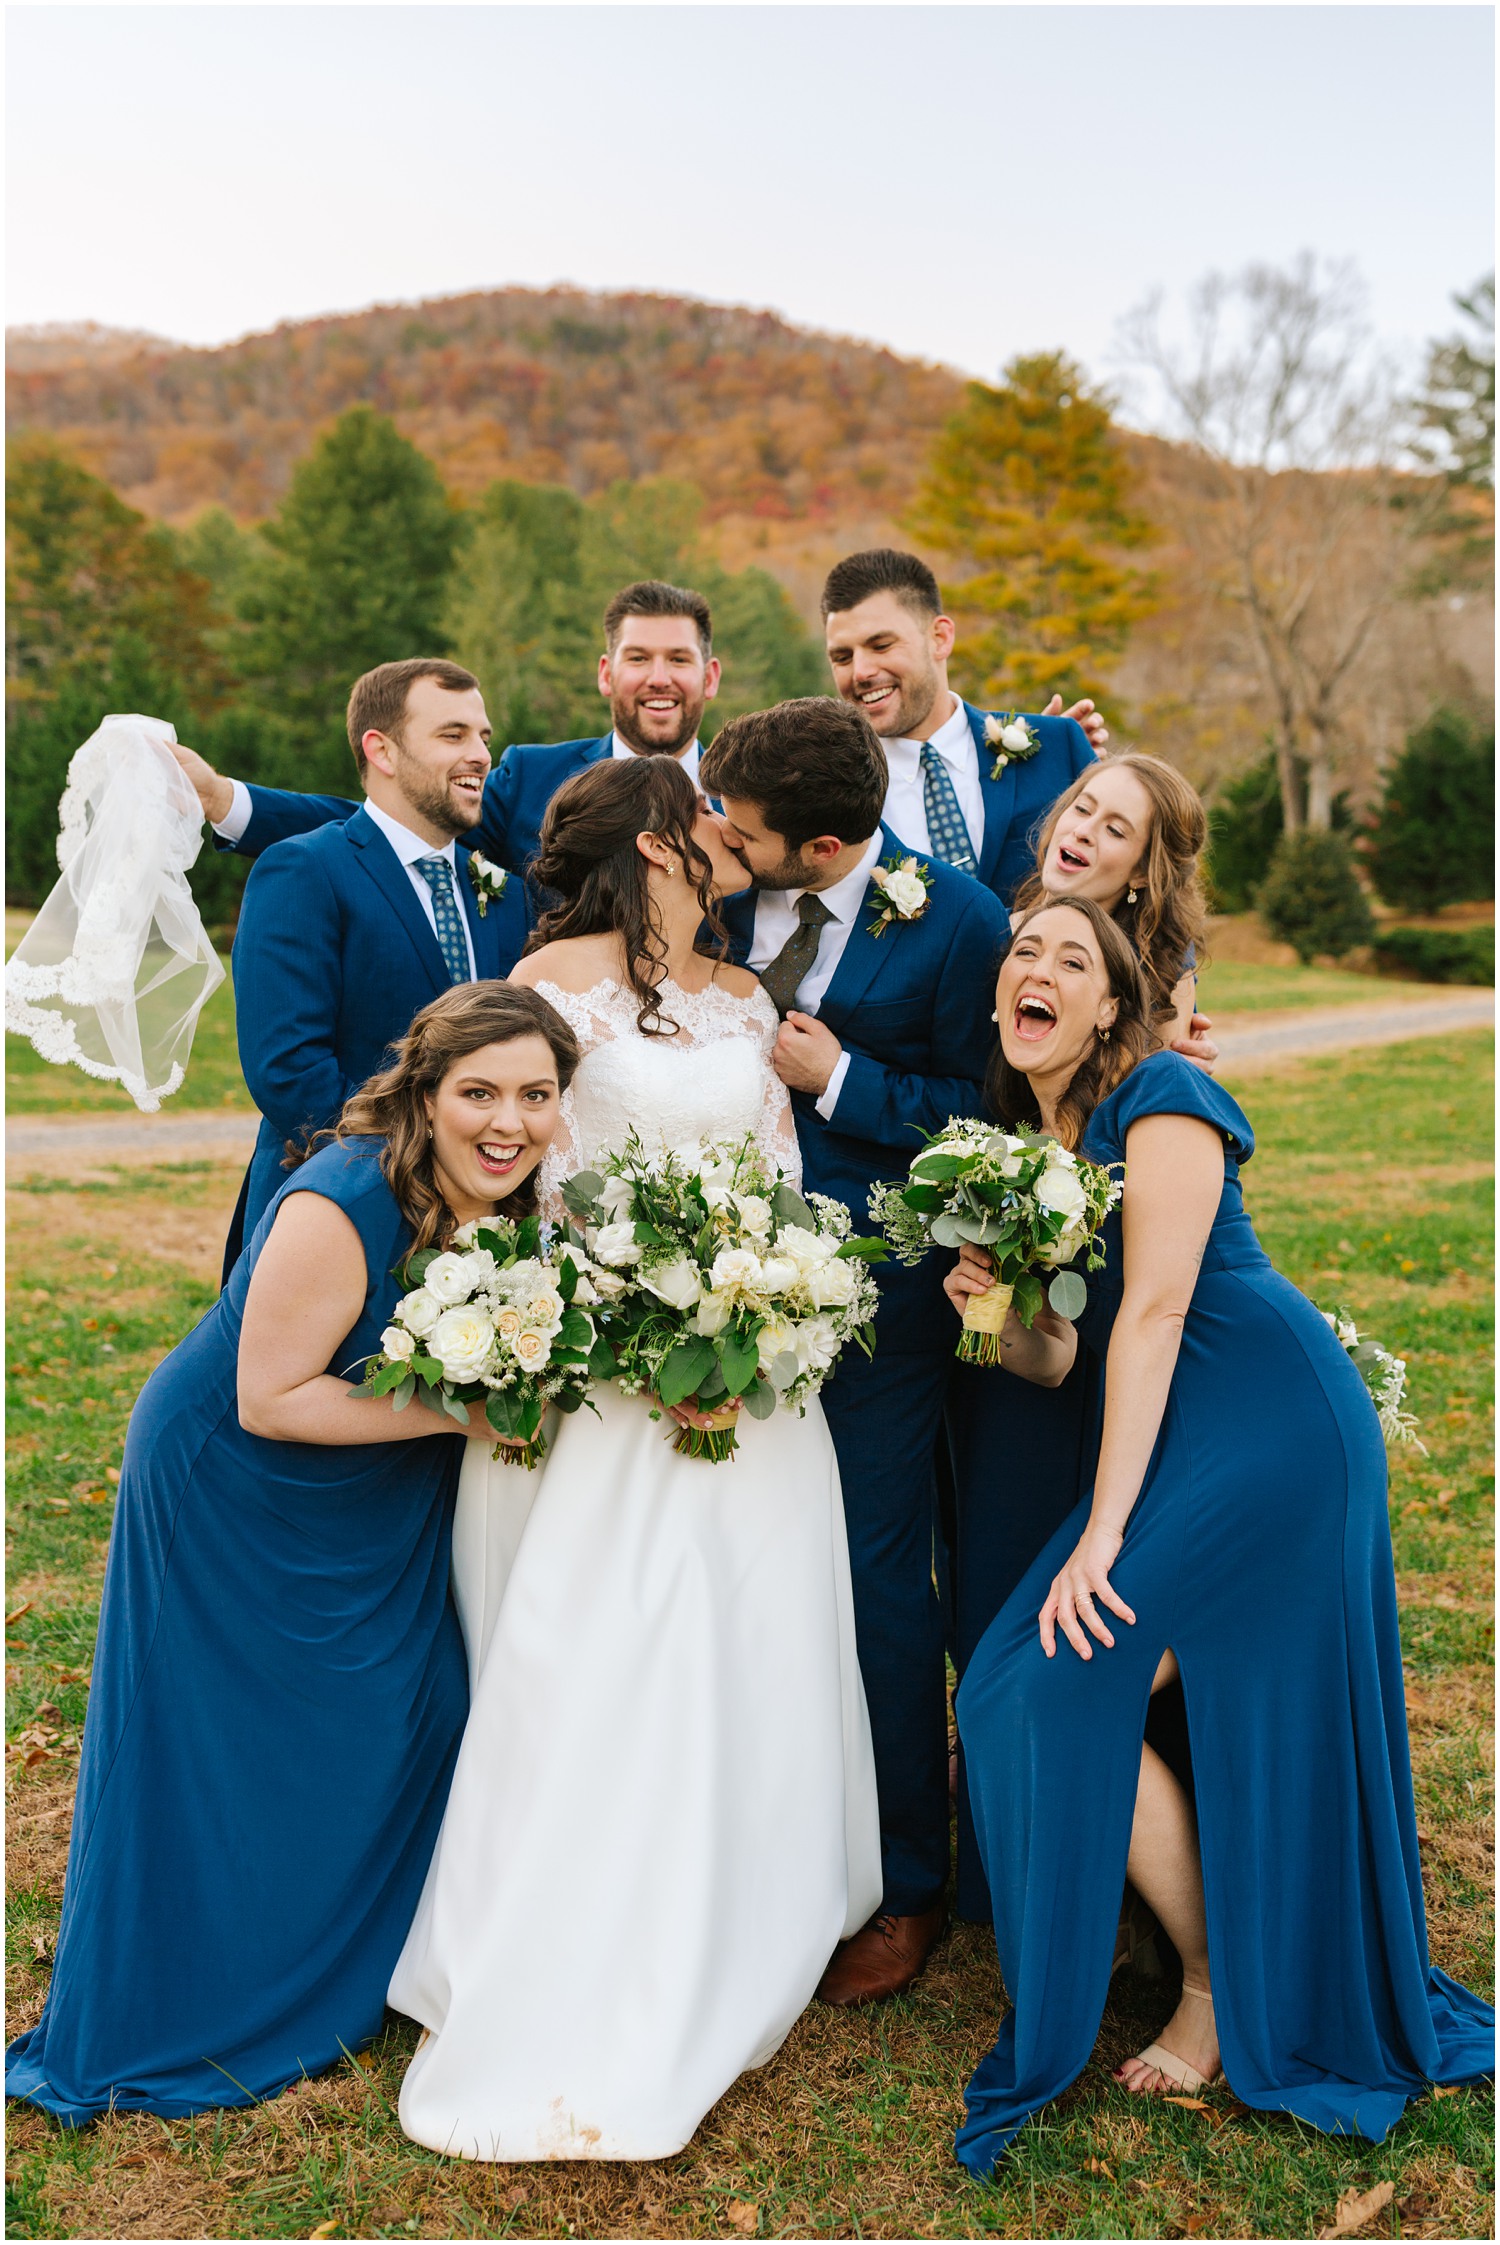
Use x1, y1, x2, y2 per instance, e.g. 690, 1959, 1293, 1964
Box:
533, 972, 758, 1008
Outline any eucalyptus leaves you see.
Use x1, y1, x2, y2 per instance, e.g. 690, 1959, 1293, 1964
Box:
869, 1119, 1120, 1364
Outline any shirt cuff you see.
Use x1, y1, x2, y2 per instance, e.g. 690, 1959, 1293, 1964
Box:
814, 1050, 852, 1123
211, 778, 253, 843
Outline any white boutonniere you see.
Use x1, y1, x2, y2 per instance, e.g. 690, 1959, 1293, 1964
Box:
983, 712, 1041, 777
466, 851, 509, 917
866, 854, 933, 939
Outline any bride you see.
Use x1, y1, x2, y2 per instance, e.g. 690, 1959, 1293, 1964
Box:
389, 754, 881, 2161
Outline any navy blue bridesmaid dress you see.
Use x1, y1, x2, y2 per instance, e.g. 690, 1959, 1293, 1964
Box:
954, 1052, 1493, 2175
7, 1138, 469, 2125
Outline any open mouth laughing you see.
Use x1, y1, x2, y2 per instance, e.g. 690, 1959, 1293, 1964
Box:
1013, 993, 1058, 1043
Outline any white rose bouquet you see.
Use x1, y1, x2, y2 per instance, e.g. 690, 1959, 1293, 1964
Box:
559, 1132, 886, 1462
869, 1118, 1121, 1364
1316, 1304, 1427, 1451
360, 1211, 607, 1466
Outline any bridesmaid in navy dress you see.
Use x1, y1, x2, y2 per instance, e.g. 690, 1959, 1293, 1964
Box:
7, 982, 578, 2125
945, 897, 1492, 2173
945, 755, 1214, 1922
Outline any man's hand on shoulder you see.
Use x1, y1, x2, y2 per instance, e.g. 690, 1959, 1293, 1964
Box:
167, 740, 235, 826
1041, 695, 1109, 756
773, 1012, 842, 1096
1169, 1013, 1219, 1072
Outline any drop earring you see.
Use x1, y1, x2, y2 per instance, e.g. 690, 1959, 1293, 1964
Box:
1099, 1025, 1111, 1043
1127, 885, 1139, 906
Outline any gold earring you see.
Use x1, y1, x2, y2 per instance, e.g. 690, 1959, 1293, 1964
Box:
1100, 1025, 1111, 1043
1127, 886, 1139, 905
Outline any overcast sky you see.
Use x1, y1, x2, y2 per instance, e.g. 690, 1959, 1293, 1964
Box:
7, 4, 1494, 388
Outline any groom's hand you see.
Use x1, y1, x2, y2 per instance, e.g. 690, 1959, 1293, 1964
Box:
1042, 695, 1109, 755
166, 740, 235, 826
774, 1012, 842, 1095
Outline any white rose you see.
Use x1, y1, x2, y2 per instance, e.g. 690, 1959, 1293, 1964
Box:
381, 1325, 416, 1362
495, 1257, 543, 1297
588, 1267, 628, 1301
709, 1246, 766, 1298
397, 1289, 441, 1337
422, 1252, 474, 1307
693, 1289, 734, 1337
775, 1225, 836, 1273
1036, 1166, 1087, 1219
428, 1305, 496, 1384
880, 870, 927, 917
450, 1220, 479, 1249
590, 1220, 643, 1268
756, 1313, 799, 1382
495, 1305, 525, 1343
999, 718, 1032, 755
512, 1326, 550, 1368
804, 1256, 856, 1308
598, 1174, 636, 1222
571, 1272, 600, 1307
732, 1193, 773, 1239
523, 1283, 564, 1327
459, 1247, 500, 1292
758, 1252, 801, 1295
643, 1255, 704, 1312
793, 1315, 841, 1377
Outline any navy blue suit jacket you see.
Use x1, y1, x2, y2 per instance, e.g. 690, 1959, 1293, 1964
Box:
722, 829, 1010, 1353
896, 705, 1095, 908
224, 807, 519, 1270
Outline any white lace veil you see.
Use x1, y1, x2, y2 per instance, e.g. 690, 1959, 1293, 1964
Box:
5, 714, 226, 1112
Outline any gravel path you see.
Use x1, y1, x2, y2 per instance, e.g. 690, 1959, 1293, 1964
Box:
5, 994, 1491, 1167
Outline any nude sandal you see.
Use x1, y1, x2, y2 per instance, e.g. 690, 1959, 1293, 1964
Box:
1121, 1980, 1221, 2093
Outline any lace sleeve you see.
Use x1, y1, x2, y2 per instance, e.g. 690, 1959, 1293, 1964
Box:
748, 984, 802, 1191
532, 981, 603, 1225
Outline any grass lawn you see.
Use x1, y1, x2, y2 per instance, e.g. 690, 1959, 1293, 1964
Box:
1194, 959, 1418, 1015
4, 1037, 1493, 2240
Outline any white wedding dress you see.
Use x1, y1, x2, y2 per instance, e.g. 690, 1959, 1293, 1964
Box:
389, 975, 881, 2162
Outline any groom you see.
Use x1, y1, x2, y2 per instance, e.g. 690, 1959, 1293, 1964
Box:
700, 698, 1009, 2005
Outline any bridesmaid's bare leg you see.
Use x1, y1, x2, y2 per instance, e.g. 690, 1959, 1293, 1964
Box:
1114, 1664, 1221, 2091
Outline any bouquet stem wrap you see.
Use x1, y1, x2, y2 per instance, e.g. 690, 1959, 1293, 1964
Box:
671, 1403, 742, 1464
492, 1431, 548, 1470
957, 1277, 1015, 1365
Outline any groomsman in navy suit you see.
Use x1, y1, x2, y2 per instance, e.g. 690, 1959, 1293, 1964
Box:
820, 547, 1102, 906
214, 658, 523, 1271
190, 581, 722, 971
701, 699, 1009, 2007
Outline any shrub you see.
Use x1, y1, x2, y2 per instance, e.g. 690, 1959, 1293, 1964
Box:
1371, 925, 1494, 985
1207, 751, 1352, 913
1364, 707, 1496, 912
1256, 830, 1375, 964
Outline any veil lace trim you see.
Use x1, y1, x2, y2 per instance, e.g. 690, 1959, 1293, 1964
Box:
4, 715, 225, 1112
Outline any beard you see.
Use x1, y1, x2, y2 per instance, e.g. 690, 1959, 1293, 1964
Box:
610, 692, 704, 757
749, 849, 815, 893
392, 747, 484, 838
849, 664, 942, 739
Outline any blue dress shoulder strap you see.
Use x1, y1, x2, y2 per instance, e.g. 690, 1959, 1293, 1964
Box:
1085, 1050, 1254, 1170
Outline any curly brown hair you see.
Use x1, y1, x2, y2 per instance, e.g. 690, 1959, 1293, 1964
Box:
526, 755, 728, 1037
1013, 753, 1209, 1021
299, 983, 580, 1252
985, 897, 1160, 1151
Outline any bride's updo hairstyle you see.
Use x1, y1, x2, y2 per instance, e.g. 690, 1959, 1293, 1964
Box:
305, 983, 580, 1250
528, 754, 728, 1038
1014, 753, 1210, 1022
986, 897, 1157, 1152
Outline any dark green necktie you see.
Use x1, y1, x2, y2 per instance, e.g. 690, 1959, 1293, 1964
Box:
759, 892, 834, 1020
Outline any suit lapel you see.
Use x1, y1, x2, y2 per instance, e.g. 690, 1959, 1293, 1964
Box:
817, 825, 908, 1022
345, 807, 452, 996
968, 704, 1020, 892
718, 889, 756, 966
455, 845, 506, 979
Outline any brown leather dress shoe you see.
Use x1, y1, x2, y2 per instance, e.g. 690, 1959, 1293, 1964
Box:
815, 1905, 946, 2006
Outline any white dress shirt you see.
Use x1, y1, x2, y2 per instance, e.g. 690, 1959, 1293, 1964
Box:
612, 733, 702, 783
746, 832, 884, 1123
881, 692, 986, 860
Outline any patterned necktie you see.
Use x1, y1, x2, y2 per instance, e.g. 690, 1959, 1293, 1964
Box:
920, 743, 978, 876
414, 855, 473, 986
758, 892, 834, 1020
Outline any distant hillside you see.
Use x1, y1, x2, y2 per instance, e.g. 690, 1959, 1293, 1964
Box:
5, 288, 965, 541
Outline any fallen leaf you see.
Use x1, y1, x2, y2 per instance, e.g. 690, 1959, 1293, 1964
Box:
1399, 2194, 1434, 2223
5, 1604, 33, 1627
1084, 2158, 1115, 2178
1431, 2083, 1462, 2097
1163, 2094, 1212, 2111
106, 1467, 121, 1485
30, 1703, 60, 1726
726, 2200, 759, 2234
114, 2152, 149, 2169
1184, 2218, 1211, 2237
310, 2225, 342, 2240
23, 1747, 51, 1769
1318, 2179, 1395, 2238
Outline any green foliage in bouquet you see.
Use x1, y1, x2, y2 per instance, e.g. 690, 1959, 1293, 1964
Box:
870, 1118, 1120, 1364
1314, 1303, 1427, 1452
560, 1133, 885, 1462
